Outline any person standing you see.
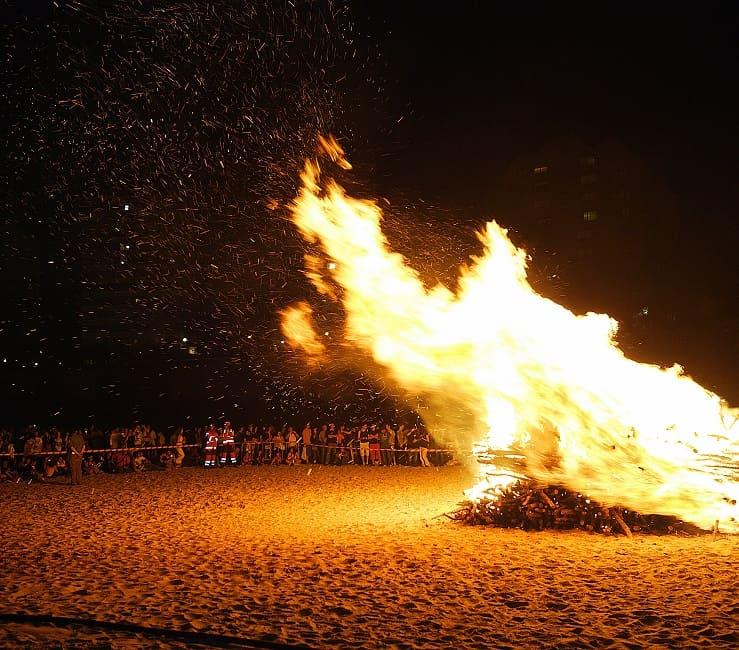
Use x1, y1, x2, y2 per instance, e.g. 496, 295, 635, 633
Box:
368, 424, 381, 465
301, 423, 313, 464
204, 423, 219, 468
407, 427, 420, 466
344, 428, 354, 465
242, 425, 255, 465
31, 428, 44, 474
262, 426, 275, 465
382, 425, 396, 466
358, 424, 370, 466
220, 421, 237, 466
317, 424, 328, 465
31, 428, 43, 455
254, 427, 266, 465
272, 429, 285, 465
67, 429, 85, 485
335, 426, 345, 465
325, 423, 338, 466
395, 424, 408, 465
174, 428, 185, 468
286, 427, 298, 465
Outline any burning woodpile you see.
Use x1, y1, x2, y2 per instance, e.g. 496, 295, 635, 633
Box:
448, 480, 708, 536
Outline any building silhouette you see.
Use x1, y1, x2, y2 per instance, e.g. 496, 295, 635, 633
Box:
493, 138, 679, 319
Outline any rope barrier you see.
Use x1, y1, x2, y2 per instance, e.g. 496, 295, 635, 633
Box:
0, 444, 200, 458
243, 442, 456, 452
0, 442, 457, 458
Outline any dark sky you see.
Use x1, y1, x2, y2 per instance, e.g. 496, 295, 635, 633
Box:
363, 4, 738, 215
1, 1, 737, 428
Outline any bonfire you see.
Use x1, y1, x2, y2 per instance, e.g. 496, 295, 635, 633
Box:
280, 135, 739, 535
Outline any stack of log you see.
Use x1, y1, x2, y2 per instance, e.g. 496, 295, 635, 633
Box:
449, 480, 704, 536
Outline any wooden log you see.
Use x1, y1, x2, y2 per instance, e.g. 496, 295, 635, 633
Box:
612, 509, 633, 538
539, 490, 556, 509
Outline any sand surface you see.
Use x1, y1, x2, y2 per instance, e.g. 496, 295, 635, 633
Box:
1, 465, 737, 648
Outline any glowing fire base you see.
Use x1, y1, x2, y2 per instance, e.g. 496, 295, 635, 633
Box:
453, 480, 707, 536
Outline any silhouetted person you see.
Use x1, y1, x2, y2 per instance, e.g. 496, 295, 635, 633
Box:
67, 430, 85, 485
326, 423, 338, 465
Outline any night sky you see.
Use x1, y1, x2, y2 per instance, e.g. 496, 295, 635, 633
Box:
2, 1, 737, 429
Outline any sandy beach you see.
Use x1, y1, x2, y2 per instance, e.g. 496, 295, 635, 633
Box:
1, 464, 737, 648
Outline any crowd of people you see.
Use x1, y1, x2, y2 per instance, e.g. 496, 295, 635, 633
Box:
0, 421, 455, 484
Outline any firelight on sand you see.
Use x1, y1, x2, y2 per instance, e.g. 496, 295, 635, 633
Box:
280, 135, 738, 532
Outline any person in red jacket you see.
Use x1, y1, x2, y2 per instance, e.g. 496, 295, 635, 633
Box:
220, 421, 237, 466
368, 424, 382, 465
204, 423, 219, 468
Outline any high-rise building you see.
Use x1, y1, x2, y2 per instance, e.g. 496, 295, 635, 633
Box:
493, 138, 678, 317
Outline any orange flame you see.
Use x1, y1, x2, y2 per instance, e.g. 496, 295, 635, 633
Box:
303, 254, 338, 301
279, 301, 325, 359
282, 136, 738, 532
317, 134, 353, 170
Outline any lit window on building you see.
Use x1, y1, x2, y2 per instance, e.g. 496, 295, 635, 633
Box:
533, 166, 549, 174
583, 210, 598, 222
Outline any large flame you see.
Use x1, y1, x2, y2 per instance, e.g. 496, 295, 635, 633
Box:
282, 136, 738, 532
279, 301, 326, 359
